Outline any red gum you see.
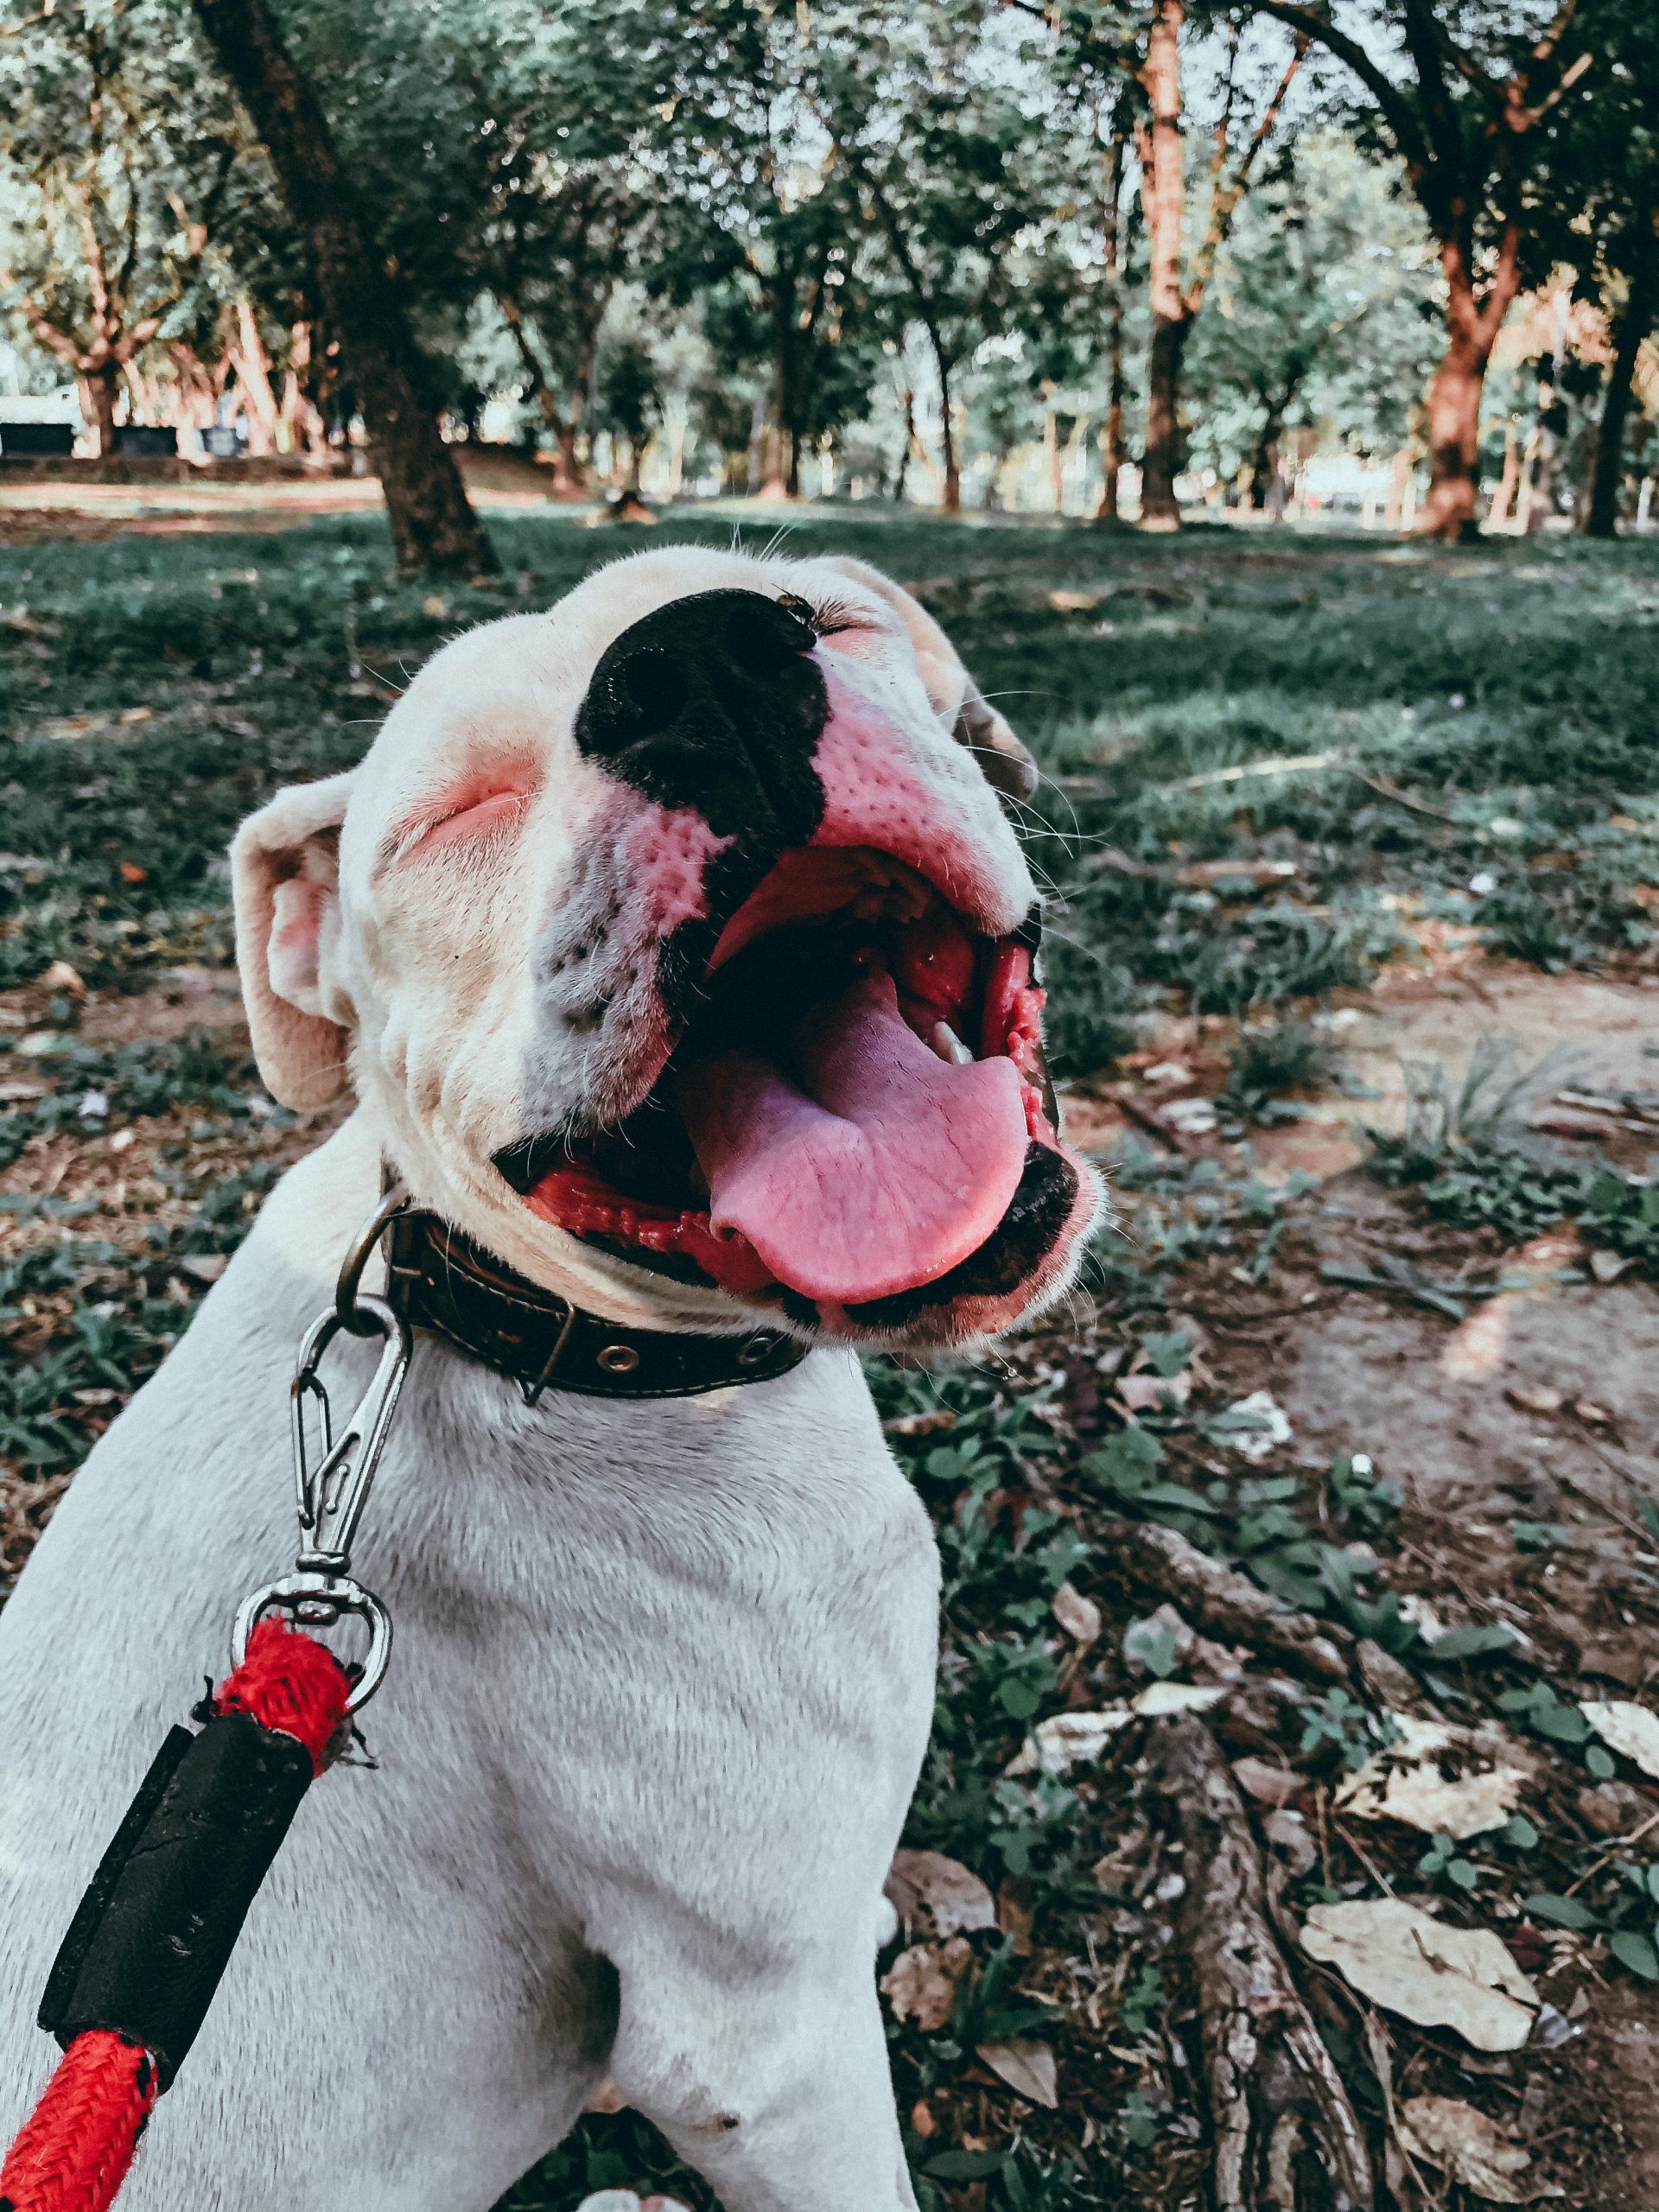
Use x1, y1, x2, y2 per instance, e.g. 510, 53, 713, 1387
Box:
525, 1167, 777, 1293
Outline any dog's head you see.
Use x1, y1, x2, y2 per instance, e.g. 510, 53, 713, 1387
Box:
232, 546, 1102, 1350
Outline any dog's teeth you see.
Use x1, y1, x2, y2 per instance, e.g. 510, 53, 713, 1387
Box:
931, 1021, 974, 1066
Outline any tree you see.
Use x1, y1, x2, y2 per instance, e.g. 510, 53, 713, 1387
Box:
816, 6, 1066, 513
1133, 2, 1306, 525
0, 0, 243, 454
639, 0, 880, 499
1554, 0, 1659, 536
191, 0, 494, 573
1184, 132, 1439, 505
1253, 0, 1594, 540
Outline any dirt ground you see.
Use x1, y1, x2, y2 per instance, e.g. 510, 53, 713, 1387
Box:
5, 512, 1659, 2211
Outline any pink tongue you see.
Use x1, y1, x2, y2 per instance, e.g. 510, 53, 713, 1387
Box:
672, 972, 1028, 1304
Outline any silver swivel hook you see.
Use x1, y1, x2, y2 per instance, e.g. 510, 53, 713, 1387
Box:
231, 1185, 415, 1713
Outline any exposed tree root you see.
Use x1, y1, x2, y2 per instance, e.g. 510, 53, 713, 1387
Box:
1106, 1517, 1352, 1682
1148, 1715, 1376, 2212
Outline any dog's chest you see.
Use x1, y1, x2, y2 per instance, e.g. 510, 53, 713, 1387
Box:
365, 1343, 942, 1820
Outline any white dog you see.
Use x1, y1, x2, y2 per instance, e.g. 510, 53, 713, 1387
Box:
0, 548, 1100, 2212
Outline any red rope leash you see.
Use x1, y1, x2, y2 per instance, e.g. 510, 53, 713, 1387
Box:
0, 1622, 352, 2212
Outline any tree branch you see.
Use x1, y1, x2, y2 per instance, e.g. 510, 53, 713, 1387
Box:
1185, 34, 1306, 315
1249, 2, 1432, 178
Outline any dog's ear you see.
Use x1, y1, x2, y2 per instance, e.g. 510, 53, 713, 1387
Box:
818, 555, 1039, 802
231, 771, 356, 1111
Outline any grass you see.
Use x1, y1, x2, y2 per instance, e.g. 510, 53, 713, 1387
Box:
6, 508, 1659, 2208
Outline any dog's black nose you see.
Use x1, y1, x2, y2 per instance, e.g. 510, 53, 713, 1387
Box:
574, 588, 829, 847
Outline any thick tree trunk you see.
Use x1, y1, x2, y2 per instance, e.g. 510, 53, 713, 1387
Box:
1142, 309, 1190, 527
1421, 333, 1489, 540
550, 427, 582, 496
82, 363, 119, 456
1585, 213, 1657, 539
230, 297, 280, 454
1420, 232, 1517, 543
192, 0, 493, 574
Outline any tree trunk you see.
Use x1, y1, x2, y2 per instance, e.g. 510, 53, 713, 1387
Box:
82, 363, 119, 456
1139, 0, 1187, 529
893, 385, 914, 504
549, 426, 582, 496
1488, 417, 1520, 529
1249, 403, 1285, 511
757, 332, 790, 499
1097, 295, 1126, 523
192, 0, 493, 574
1585, 211, 1657, 539
1142, 309, 1190, 527
1421, 329, 1490, 541
929, 332, 960, 513
1420, 232, 1517, 543
230, 297, 281, 454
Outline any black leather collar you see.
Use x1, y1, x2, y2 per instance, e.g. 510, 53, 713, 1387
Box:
383, 1208, 808, 1403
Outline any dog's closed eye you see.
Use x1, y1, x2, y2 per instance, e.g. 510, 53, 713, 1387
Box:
382, 775, 537, 865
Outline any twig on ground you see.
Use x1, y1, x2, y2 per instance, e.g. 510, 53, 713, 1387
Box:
1554, 1465, 1657, 1551
1104, 1085, 1204, 1157
1345, 770, 1457, 823
1147, 1715, 1376, 2210
1563, 1809, 1659, 1898
1105, 1516, 1352, 1682
1167, 747, 1350, 793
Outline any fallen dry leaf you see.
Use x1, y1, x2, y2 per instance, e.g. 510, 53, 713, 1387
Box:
976, 2037, 1058, 2108
1116, 1369, 1192, 1413
1131, 1681, 1227, 1718
1052, 1582, 1102, 1645
880, 1936, 973, 2031
1440, 1295, 1511, 1379
1580, 1700, 1659, 1781
886, 1849, 998, 1938
1571, 1397, 1612, 1427
1300, 1899, 1539, 2052
1007, 1707, 1134, 1774
1047, 588, 1102, 613
1398, 1592, 1448, 1643
1337, 1715, 1531, 1840
1397, 2095, 1563, 2203
882, 1408, 958, 1438
1220, 1389, 1291, 1459
1506, 1383, 1565, 1415
1231, 1756, 1303, 1808
1509, 1229, 1586, 1274
996, 1888, 1033, 1955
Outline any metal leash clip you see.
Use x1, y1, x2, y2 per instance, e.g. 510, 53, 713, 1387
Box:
232, 1185, 414, 1712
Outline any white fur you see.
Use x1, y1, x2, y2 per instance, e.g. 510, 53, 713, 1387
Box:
0, 550, 1087, 2209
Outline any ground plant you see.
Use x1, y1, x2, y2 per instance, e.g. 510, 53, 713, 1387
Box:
4, 513, 1659, 2209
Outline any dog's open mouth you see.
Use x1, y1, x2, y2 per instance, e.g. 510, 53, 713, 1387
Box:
494, 846, 1076, 1322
